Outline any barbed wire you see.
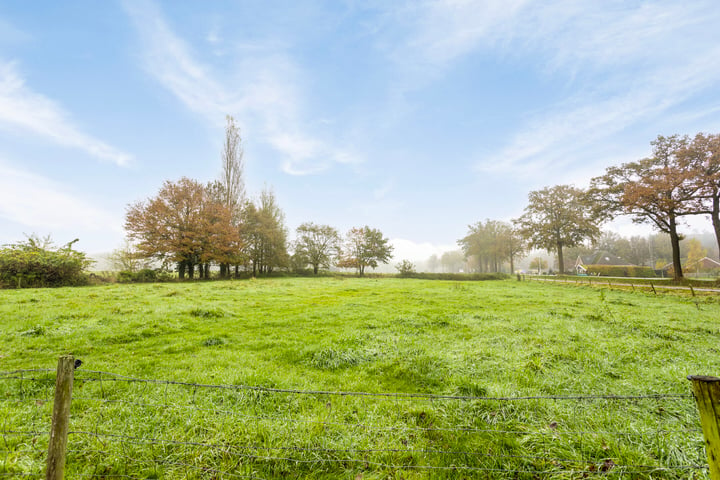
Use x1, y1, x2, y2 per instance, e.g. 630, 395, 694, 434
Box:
526, 276, 720, 293
0, 369, 53, 377
0, 430, 48, 437
65, 448, 269, 480
0, 368, 694, 401
65, 429, 704, 471
69, 370, 694, 402
61, 396, 703, 438
112, 447, 708, 477
0, 368, 707, 478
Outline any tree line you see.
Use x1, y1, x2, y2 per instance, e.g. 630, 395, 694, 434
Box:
457, 133, 720, 281
124, 117, 393, 278
126, 128, 717, 282
5, 123, 715, 287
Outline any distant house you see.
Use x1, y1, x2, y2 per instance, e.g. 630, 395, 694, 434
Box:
575, 251, 634, 275
683, 256, 720, 273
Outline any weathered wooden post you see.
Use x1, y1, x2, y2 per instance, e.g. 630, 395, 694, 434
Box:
688, 375, 720, 479
46, 355, 75, 480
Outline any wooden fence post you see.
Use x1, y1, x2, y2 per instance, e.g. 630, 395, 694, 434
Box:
688, 375, 720, 480
46, 355, 75, 480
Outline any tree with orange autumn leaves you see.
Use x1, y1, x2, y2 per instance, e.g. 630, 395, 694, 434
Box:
680, 133, 720, 257
125, 177, 241, 279
589, 135, 701, 281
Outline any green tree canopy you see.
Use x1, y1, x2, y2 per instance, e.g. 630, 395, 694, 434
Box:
293, 222, 340, 274
514, 185, 600, 274
458, 220, 525, 273
240, 188, 289, 275
338, 226, 393, 276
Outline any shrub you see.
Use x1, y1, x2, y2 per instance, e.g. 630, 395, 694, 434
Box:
401, 272, 509, 281
395, 260, 416, 277
586, 265, 656, 278
0, 236, 92, 288
117, 269, 158, 283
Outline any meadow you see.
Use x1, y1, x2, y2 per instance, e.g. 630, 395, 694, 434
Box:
1, 277, 719, 478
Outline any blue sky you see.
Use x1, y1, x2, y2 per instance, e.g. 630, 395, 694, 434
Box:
1, 1, 719, 261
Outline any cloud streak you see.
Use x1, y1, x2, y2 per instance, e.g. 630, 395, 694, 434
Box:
380, 1, 720, 179
122, 0, 360, 176
475, 53, 720, 176
0, 159, 121, 232
0, 61, 132, 166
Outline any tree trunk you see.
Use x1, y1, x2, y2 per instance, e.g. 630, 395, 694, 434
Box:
313, 264, 319, 274
510, 254, 515, 275
669, 216, 684, 281
712, 195, 720, 261
188, 263, 195, 279
204, 263, 210, 279
234, 265, 239, 277
178, 262, 186, 279
556, 242, 565, 274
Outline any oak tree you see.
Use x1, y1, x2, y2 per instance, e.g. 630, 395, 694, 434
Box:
125, 177, 238, 278
338, 226, 393, 276
589, 135, 699, 280
294, 222, 340, 274
514, 185, 600, 274
681, 132, 720, 259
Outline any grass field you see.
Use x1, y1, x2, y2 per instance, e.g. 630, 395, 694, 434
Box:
1, 277, 719, 478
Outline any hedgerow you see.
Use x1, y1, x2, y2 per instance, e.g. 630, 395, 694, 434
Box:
585, 265, 656, 277
0, 236, 92, 288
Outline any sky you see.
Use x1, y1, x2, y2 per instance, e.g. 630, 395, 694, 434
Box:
1, 0, 720, 263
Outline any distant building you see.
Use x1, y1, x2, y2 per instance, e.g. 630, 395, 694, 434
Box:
575, 251, 634, 275
682, 256, 720, 273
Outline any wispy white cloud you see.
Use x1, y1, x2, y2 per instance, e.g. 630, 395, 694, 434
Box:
0, 159, 121, 232
388, 0, 529, 68
0, 17, 31, 45
387, 1, 712, 74
0, 61, 133, 166
477, 43, 720, 177
122, 0, 360, 176
379, 1, 720, 179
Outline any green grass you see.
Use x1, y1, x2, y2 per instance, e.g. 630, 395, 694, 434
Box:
1, 277, 718, 478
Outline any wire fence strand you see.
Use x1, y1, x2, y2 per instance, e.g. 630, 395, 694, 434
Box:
0, 367, 708, 479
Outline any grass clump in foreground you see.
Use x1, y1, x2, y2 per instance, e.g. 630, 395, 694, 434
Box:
0, 277, 718, 478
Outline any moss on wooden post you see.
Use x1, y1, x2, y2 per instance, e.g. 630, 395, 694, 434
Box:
46, 355, 75, 480
688, 375, 720, 480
